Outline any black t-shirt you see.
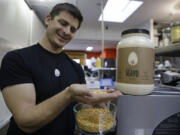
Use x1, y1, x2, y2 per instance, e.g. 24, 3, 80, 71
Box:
0, 43, 86, 135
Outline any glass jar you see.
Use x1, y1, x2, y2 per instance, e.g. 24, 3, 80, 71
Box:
162, 27, 171, 46
73, 103, 116, 134
171, 21, 180, 44
116, 29, 155, 95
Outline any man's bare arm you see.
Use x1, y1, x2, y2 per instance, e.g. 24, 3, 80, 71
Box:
2, 83, 72, 133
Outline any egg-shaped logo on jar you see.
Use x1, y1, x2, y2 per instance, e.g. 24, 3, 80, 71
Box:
128, 52, 138, 66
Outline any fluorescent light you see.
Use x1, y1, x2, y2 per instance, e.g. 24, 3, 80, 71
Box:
99, 0, 143, 23
86, 47, 93, 51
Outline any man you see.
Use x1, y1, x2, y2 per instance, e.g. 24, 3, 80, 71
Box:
0, 3, 121, 135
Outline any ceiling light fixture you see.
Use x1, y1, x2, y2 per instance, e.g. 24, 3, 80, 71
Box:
86, 46, 93, 51
98, 0, 143, 23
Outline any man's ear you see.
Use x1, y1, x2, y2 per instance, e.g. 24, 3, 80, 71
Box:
45, 14, 51, 26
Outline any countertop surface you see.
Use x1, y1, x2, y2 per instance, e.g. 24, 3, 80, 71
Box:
152, 85, 180, 95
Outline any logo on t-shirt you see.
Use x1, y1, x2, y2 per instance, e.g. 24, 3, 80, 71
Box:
54, 68, 60, 77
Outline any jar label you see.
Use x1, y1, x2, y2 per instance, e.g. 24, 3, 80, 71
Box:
117, 47, 154, 84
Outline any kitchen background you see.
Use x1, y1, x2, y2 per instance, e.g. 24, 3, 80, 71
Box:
1, 0, 180, 134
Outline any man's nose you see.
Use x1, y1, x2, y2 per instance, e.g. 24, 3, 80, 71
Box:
63, 26, 71, 35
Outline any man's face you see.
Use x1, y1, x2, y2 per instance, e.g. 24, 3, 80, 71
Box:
45, 11, 79, 49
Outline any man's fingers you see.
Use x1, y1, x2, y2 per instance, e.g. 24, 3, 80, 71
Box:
85, 91, 121, 104
106, 89, 114, 93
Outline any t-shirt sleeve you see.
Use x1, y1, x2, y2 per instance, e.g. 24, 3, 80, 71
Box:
0, 52, 33, 90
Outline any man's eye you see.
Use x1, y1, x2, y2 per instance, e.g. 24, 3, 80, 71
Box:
71, 27, 77, 33
59, 20, 67, 26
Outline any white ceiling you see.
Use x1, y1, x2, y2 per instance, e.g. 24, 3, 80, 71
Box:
25, 0, 180, 52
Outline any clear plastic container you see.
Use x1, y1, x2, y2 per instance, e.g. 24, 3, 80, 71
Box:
162, 27, 171, 46
116, 29, 155, 95
73, 102, 116, 134
171, 21, 180, 43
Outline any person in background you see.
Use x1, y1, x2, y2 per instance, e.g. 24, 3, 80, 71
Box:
0, 3, 121, 135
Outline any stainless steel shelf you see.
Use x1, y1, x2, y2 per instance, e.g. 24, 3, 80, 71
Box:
155, 43, 180, 57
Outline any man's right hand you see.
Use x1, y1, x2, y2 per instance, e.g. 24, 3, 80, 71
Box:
66, 84, 122, 105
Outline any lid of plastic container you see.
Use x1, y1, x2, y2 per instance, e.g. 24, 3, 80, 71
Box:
122, 29, 149, 36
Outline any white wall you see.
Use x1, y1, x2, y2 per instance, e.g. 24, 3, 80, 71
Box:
30, 10, 46, 45
0, 0, 30, 47
0, 0, 45, 48
0, 0, 45, 123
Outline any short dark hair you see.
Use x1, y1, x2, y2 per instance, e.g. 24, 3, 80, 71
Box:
50, 3, 83, 29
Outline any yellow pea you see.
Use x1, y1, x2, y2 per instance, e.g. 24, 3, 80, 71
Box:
91, 90, 107, 94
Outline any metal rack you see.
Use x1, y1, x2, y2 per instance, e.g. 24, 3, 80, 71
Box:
155, 43, 180, 57
91, 67, 116, 80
